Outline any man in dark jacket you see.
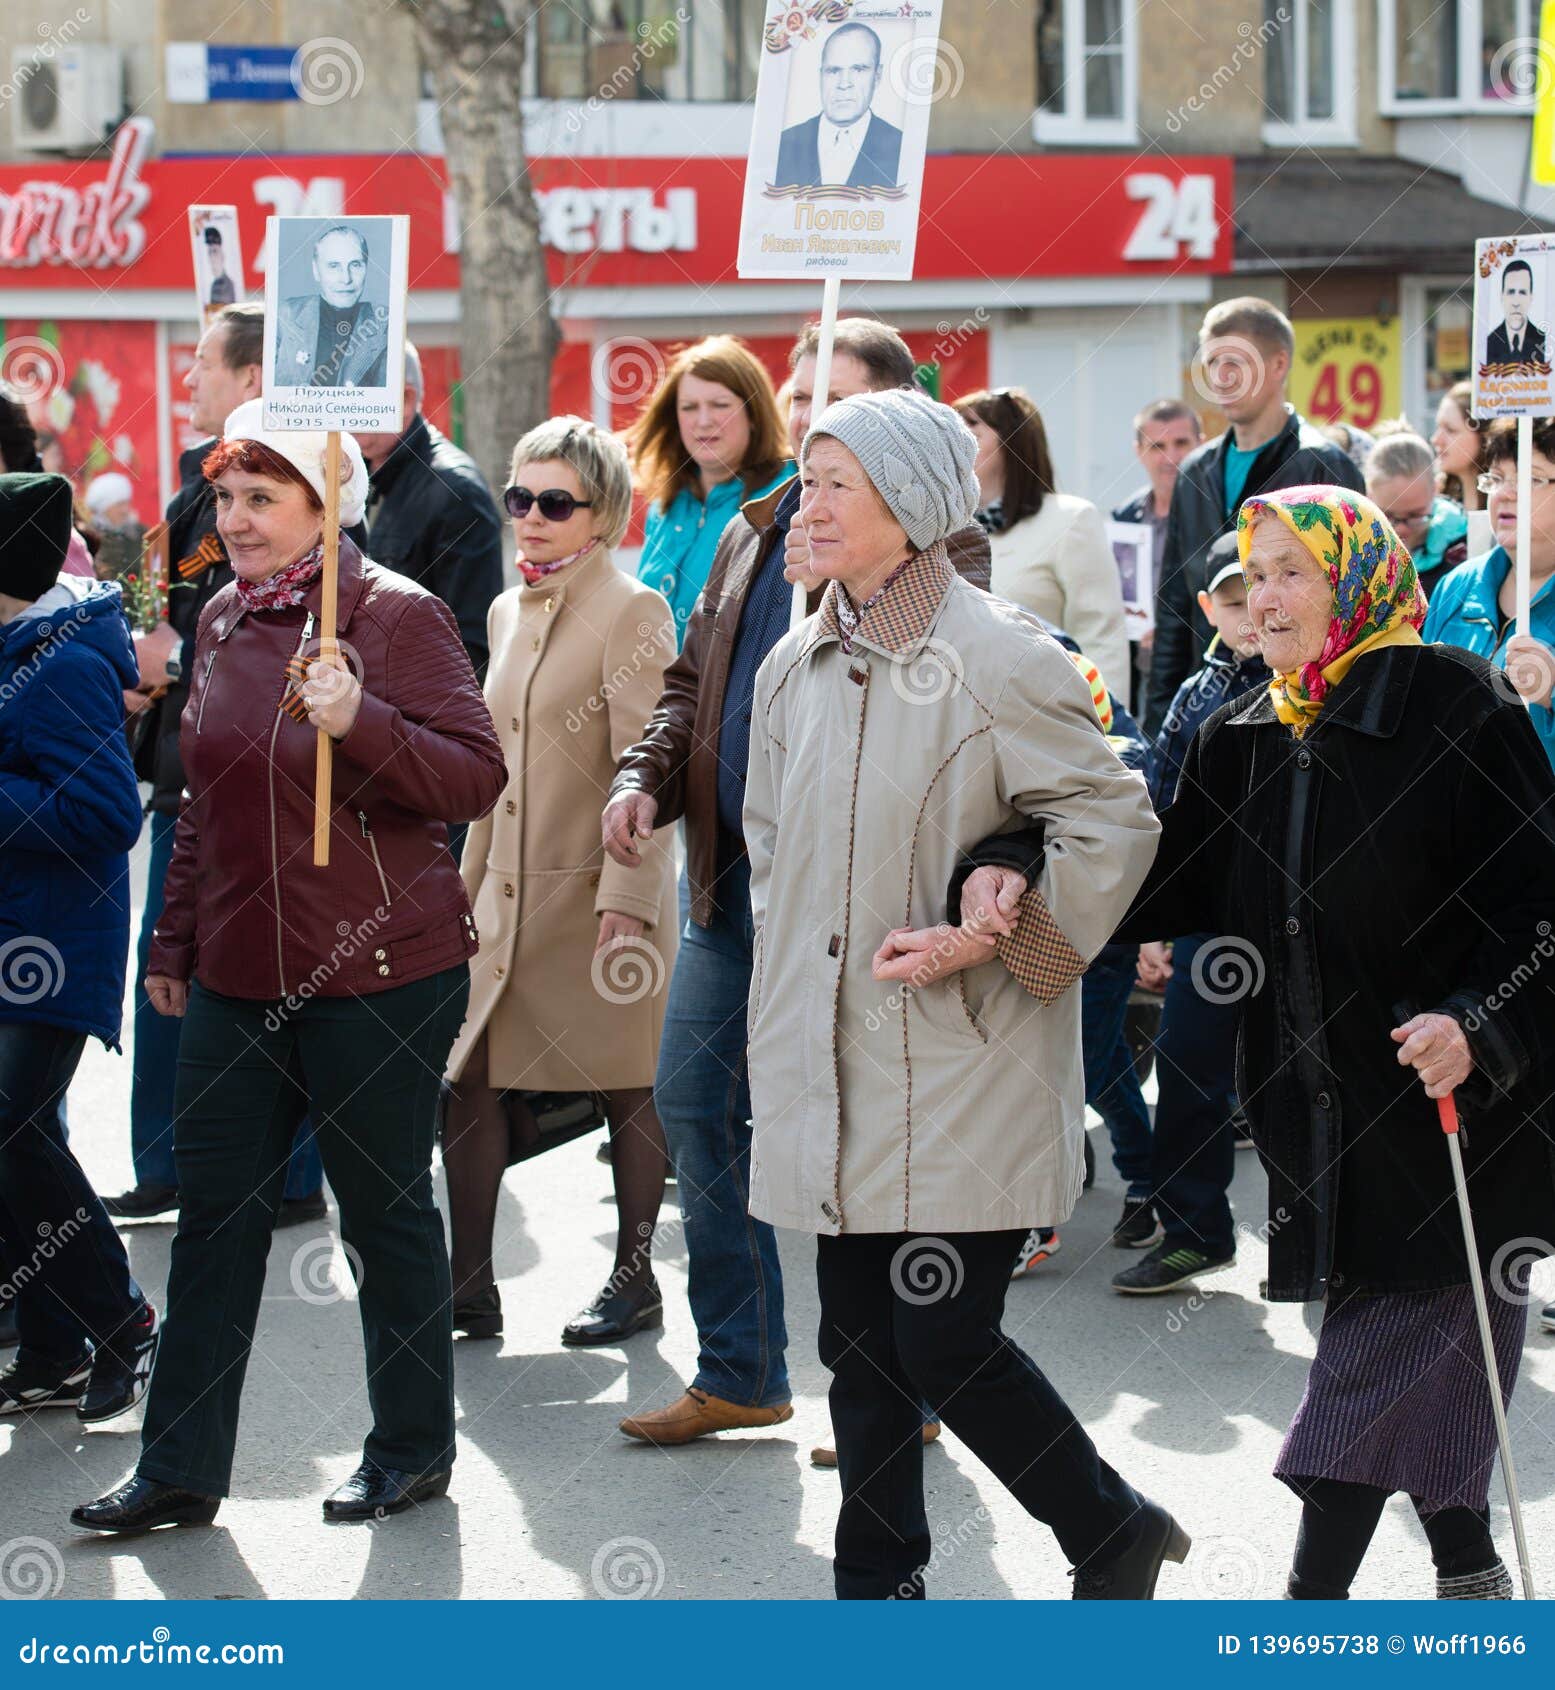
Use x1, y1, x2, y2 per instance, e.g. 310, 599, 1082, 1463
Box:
1142, 297, 1364, 734
107, 304, 330, 1222
1113, 398, 1201, 717
0, 473, 160, 1421
602, 318, 990, 1448
354, 343, 504, 679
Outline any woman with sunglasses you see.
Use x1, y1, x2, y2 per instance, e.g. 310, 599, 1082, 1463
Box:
628, 335, 791, 647
443, 418, 680, 1348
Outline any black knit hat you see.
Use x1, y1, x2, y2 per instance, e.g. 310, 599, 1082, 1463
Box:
0, 472, 75, 601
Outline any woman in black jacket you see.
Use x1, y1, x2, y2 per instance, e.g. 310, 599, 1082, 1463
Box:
958, 484, 1555, 1600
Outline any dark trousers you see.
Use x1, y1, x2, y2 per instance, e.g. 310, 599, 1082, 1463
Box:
137, 967, 468, 1497
0, 1023, 147, 1364
1150, 933, 1239, 1257
1081, 944, 1153, 1199
132, 811, 322, 1200
816, 1230, 1142, 1598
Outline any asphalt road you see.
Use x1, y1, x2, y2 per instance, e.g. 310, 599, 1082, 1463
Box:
5, 825, 1554, 1601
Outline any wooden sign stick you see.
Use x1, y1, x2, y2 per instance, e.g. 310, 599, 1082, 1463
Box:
313, 430, 342, 866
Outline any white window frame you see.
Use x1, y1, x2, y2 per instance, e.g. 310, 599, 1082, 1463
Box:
1378, 0, 1537, 115
1034, 0, 1139, 145
1263, 0, 1359, 146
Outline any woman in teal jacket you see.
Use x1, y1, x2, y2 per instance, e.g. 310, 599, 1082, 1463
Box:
629, 335, 790, 645
1424, 415, 1555, 769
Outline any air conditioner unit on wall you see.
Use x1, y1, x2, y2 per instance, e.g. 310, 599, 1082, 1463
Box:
10, 45, 125, 153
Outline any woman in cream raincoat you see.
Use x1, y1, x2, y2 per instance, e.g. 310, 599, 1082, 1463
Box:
744, 387, 1183, 1601
444, 418, 677, 1351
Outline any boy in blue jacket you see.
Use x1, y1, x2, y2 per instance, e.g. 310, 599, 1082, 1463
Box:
0, 472, 160, 1418
1113, 540, 1269, 1294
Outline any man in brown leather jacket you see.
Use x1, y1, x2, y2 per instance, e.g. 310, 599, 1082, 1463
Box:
602, 319, 991, 1445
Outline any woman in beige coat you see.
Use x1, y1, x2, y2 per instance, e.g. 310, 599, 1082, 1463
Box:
954, 387, 1130, 696
444, 418, 677, 1348
746, 388, 1186, 1600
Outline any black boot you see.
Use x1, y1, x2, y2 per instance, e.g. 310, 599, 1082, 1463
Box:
452, 1284, 502, 1340
561, 1275, 663, 1347
323, 1462, 451, 1521
1071, 1499, 1191, 1599
71, 1475, 220, 1534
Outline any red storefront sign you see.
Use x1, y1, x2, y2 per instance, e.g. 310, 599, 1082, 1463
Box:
0, 120, 1233, 291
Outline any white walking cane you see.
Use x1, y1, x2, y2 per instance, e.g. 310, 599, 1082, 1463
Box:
1436, 1089, 1537, 1599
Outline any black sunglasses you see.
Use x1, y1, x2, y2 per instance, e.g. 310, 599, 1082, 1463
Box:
503, 485, 592, 522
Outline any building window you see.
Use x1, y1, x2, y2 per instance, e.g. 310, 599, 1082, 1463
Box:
1381, 0, 1534, 113
533, 1, 760, 104
1264, 0, 1356, 144
1035, 0, 1138, 143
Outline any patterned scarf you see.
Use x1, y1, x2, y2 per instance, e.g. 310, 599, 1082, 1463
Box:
973, 498, 1008, 536
518, 536, 599, 587
836, 553, 915, 654
234, 544, 324, 613
1236, 487, 1426, 738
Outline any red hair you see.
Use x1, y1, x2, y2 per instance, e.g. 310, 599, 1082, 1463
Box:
202, 438, 322, 510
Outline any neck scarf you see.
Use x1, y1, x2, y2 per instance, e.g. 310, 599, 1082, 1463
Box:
836, 553, 914, 654
518, 536, 599, 587
234, 543, 323, 613
1236, 488, 1426, 738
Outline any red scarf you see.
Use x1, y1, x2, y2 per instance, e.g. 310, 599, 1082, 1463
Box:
234, 544, 323, 613
518, 536, 599, 587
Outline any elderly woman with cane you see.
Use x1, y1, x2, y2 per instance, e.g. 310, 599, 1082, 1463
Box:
71, 402, 506, 1535
961, 485, 1555, 1599
744, 387, 1186, 1599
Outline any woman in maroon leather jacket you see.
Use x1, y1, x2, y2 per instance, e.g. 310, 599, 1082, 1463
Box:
72, 402, 506, 1538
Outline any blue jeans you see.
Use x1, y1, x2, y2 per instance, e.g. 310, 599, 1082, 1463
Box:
1081, 944, 1153, 1201
132, 811, 321, 1199
654, 852, 789, 1408
0, 1024, 148, 1364
1149, 933, 1239, 1258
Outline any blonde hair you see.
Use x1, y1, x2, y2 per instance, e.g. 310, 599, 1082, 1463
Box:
509, 416, 633, 548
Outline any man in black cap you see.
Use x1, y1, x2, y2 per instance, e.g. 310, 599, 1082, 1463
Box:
0, 472, 161, 1420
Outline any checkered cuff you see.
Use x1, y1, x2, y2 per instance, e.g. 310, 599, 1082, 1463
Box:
995, 888, 1086, 1004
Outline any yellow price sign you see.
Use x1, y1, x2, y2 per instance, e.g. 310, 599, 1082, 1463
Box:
1290, 317, 1401, 431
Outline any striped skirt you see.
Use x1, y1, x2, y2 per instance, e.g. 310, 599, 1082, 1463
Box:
1274, 1279, 1529, 1511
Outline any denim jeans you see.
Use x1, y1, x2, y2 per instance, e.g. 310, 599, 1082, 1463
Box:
653, 851, 789, 1408
1149, 933, 1239, 1258
1081, 944, 1153, 1200
132, 810, 322, 1200
817, 1229, 1144, 1597
138, 968, 467, 1496
0, 1024, 148, 1364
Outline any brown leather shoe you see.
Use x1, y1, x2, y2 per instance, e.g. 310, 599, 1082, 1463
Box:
811, 1420, 941, 1468
619, 1387, 794, 1445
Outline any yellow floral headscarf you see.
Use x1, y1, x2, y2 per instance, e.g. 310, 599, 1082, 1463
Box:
1235, 486, 1428, 737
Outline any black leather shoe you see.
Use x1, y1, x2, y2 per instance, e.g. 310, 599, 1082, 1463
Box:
561, 1276, 663, 1347
100, 1182, 179, 1220
71, 1475, 219, 1534
323, 1462, 452, 1521
452, 1285, 502, 1341
78, 1305, 159, 1423
1071, 1499, 1191, 1599
274, 1191, 327, 1229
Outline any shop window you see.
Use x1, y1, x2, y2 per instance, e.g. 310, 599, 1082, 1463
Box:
1422, 283, 1474, 418
1035, 0, 1137, 143
1264, 0, 1357, 144
534, 1, 760, 103
1381, 0, 1534, 112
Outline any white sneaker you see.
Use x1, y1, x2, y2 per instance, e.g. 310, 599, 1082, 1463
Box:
1011, 1228, 1060, 1279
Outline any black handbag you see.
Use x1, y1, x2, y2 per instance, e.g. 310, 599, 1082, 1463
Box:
439, 1084, 607, 1167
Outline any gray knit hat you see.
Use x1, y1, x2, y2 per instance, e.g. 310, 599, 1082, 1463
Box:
803, 387, 979, 551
